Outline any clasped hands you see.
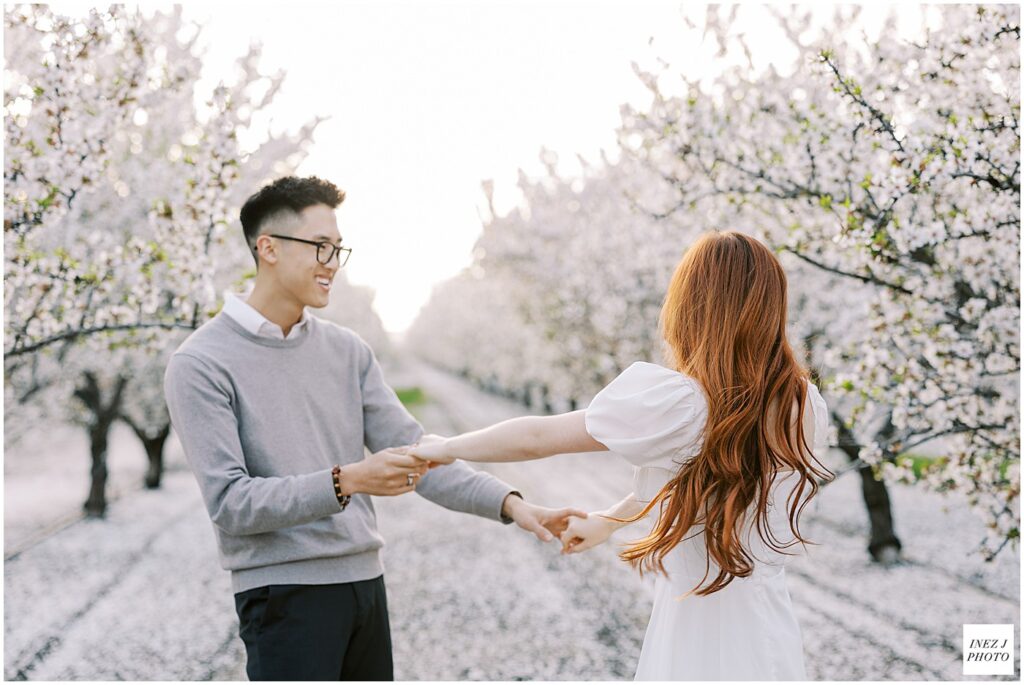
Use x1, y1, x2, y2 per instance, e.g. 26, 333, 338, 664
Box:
346, 435, 462, 496
350, 434, 617, 554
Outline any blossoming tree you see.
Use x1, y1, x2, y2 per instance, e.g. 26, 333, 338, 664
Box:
3, 5, 385, 515
619, 3, 1019, 559
408, 4, 1019, 561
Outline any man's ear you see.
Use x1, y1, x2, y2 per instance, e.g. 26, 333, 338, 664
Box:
255, 235, 278, 265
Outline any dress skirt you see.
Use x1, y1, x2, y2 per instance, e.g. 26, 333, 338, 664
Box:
634, 562, 807, 681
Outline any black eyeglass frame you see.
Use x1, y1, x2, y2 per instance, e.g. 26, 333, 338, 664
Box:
265, 234, 352, 267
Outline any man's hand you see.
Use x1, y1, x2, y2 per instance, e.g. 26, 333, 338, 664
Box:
502, 494, 588, 543
339, 448, 429, 497
559, 513, 617, 554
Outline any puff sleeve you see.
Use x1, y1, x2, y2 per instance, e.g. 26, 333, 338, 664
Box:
584, 361, 708, 467
805, 380, 831, 456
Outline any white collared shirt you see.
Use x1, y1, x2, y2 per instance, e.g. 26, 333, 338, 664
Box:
222, 291, 310, 340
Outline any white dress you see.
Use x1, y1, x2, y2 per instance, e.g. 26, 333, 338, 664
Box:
584, 362, 830, 681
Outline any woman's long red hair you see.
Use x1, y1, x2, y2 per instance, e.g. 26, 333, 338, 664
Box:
617, 231, 835, 596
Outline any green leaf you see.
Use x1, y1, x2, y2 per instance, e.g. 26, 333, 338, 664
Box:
39, 186, 59, 209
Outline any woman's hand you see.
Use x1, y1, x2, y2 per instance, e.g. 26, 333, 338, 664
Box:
503, 495, 588, 543
406, 433, 456, 465
559, 513, 618, 555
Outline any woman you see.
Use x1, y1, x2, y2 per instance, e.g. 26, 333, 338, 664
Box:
409, 230, 835, 680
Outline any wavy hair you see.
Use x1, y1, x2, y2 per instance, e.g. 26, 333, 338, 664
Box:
617, 231, 835, 596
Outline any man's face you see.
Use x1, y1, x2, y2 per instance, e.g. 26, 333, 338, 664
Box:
266, 203, 343, 310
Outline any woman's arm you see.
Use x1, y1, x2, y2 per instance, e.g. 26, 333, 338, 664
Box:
560, 492, 651, 554
601, 492, 650, 523
409, 410, 608, 463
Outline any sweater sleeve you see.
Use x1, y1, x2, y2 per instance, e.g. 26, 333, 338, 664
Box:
356, 337, 517, 523
164, 353, 343, 536
358, 339, 425, 452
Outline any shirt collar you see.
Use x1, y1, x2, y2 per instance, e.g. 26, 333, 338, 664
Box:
222, 291, 310, 340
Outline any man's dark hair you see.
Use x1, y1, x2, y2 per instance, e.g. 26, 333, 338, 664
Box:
239, 176, 346, 266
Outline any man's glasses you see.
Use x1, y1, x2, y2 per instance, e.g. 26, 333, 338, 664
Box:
266, 234, 353, 267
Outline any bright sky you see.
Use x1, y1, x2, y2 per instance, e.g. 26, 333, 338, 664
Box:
168, 1, 937, 332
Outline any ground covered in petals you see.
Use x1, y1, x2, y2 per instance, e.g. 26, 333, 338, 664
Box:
4, 359, 1019, 680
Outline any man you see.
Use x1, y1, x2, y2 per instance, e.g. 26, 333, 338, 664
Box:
163, 176, 583, 681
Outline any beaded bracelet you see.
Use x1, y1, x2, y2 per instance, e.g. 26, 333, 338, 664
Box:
331, 465, 351, 511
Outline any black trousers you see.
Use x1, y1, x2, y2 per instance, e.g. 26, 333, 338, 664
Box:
234, 576, 393, 681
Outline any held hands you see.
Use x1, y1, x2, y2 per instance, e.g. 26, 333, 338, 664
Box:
559, 512, 617, 555
405, 433, 455, 466
502, 494, 588, 543
399, 438, 602, 550
339, 447, 429, 497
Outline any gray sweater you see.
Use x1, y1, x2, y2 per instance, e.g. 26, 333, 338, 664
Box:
163, 312, 516, 594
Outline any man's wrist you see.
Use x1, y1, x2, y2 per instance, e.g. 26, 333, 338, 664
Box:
501, 491, 524, 522
337, 463, 361, 497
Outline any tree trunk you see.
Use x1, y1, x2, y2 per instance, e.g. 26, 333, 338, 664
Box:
804, 337, 901, 564
121, 418, 171, 489
142, 426, 170, 489
74, 371, 129, 518
84, 422, 110, 517
858, 464, 902, 561
834, 416, 903, 563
